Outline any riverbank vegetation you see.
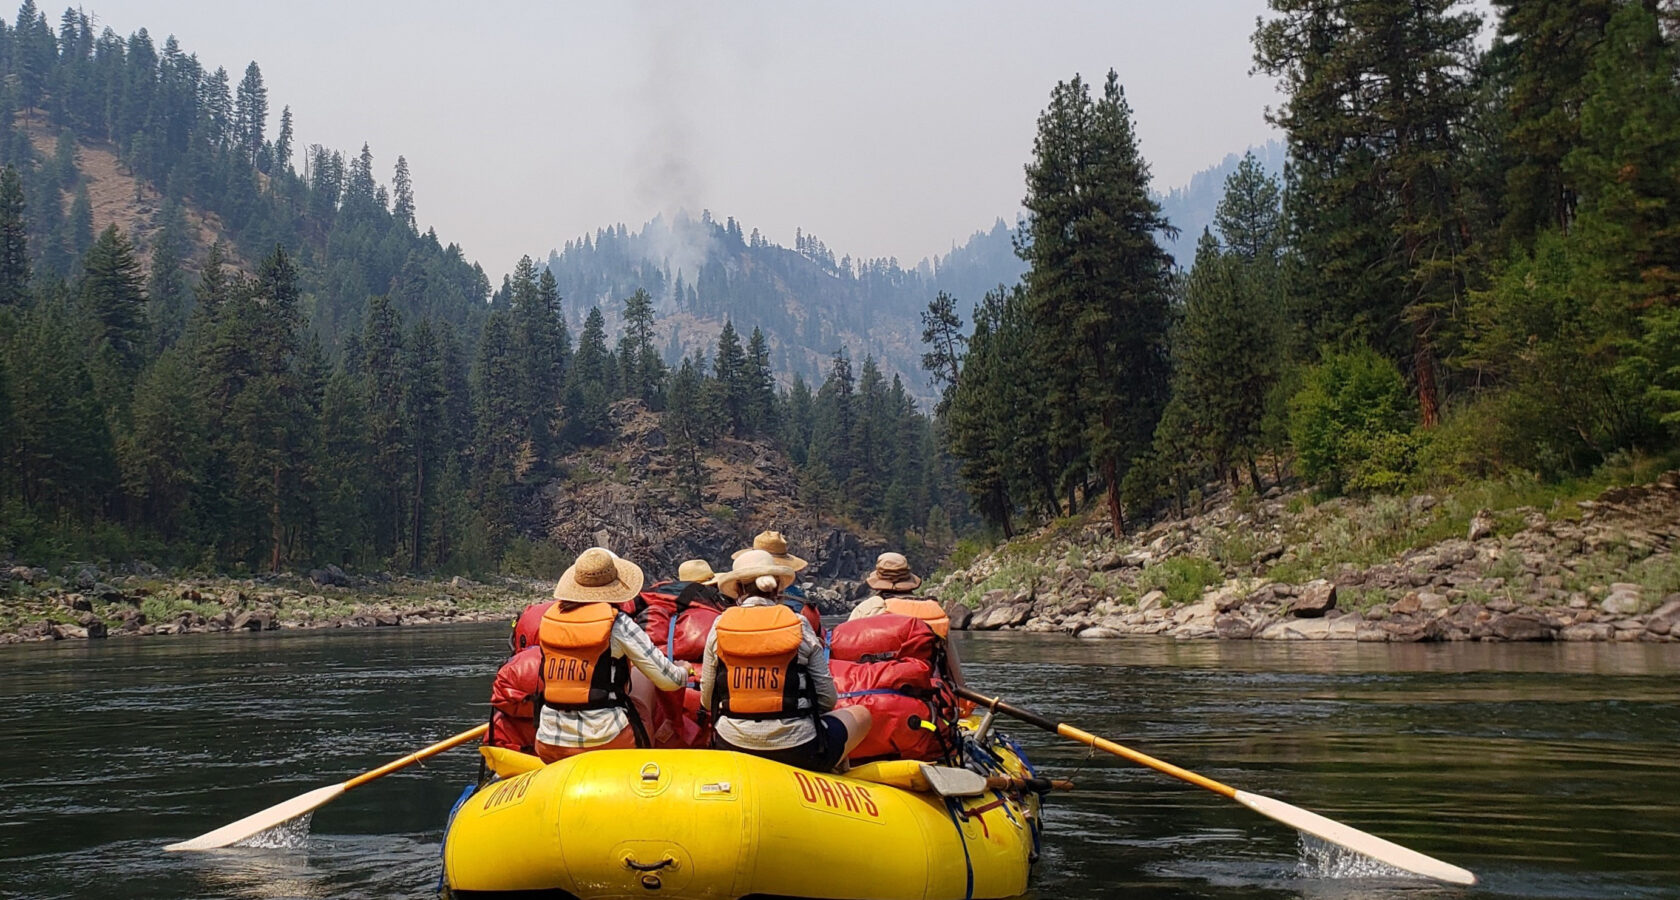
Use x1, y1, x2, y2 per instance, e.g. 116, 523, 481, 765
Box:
934, 1, 1680, 540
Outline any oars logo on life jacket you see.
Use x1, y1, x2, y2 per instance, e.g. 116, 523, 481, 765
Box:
730, 665, 783, 690
545, 656, 592, 683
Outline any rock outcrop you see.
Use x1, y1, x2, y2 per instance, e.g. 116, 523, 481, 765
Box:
934, 471, 1680, 643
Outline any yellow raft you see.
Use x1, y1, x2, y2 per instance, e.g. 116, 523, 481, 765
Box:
441, 736, 1043, 900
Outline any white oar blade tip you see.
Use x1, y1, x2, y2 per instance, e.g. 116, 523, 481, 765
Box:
163, 784, 345, 852
1235, 790, 1477, 887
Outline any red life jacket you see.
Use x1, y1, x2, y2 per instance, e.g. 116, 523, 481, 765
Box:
510, 600, 556, 653
830, 613, 957, 763
538, 602, 630, 710
486, 645, 542, 754
714, 605, 815, 721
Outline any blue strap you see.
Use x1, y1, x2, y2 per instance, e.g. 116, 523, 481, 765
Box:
667, 613, 679, 660
943, 797, 975, 900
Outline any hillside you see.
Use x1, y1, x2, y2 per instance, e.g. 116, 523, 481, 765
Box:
545, 214, 1025, 406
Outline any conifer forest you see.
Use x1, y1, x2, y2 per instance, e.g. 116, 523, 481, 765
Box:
1, 1, 1678, 576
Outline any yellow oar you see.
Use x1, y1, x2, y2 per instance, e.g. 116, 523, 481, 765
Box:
165, 723, 488, 852
957, 687, 1475, 886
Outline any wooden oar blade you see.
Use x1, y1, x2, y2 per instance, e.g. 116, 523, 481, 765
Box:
918, 764, 989, 797
164, 784, 345, 852
1235, 791, 1476, 886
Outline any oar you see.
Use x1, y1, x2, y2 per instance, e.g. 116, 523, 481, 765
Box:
956, 687, 1475, 886
165, 723, 488, 852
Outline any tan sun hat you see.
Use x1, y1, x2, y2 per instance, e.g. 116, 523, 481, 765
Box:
731, 530, 808, 573
865, 551, 922, 593
715, 548, 796, 600
553, 547, 644, 604
676, 559, 716, 584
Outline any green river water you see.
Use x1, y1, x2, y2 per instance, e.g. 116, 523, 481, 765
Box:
0, 624, 1675, 899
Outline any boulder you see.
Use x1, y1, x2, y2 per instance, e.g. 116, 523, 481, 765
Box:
375, 613, 402, 627
1289, 580, 1337, 618
942, 601, 974, 631
1559, 622, 1613, 641
1136, 590, 1165, 613
1391, 593, 1422, 616
1645, 596, 1680, 635
1258, 618, 1333, 640
52, 624, 88, 639
971, 603, 1032, 631
63, 594, 93, 612
1213, 614, 1254, 639
1601, 584, 1642, 616
1076, 626, 1123, 639
1489, 613, 1554, 642
1418, 592, 1450, 611
230, 610, 275, 631
1467, 509, 1496, 542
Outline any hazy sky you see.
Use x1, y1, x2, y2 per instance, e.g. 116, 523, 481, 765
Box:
93, 1, 1285, 275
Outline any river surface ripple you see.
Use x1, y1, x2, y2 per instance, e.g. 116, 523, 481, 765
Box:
0, 626, 1675, 899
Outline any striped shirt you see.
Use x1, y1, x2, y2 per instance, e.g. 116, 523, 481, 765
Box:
536, 611, 689, 748
701, 596, 837, 751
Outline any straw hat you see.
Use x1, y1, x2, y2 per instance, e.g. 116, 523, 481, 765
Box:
552, 547, 644, 603
715, 549, 796, 600
676, 559, 717, 584
865, 551, 922, 593
731, 530, 808, 573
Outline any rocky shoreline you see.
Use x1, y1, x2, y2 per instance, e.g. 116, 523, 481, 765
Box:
934, 471, 1680, 643
0, 561, 873, 646
0, 565, 555, 645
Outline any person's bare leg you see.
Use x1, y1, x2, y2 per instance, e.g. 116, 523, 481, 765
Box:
829, 706, 874, 757
627, 669, 668, 744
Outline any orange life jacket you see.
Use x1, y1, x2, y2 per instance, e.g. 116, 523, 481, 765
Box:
714, 605, 814, 721
538, 601, 629, 710
884, 597, 950, 638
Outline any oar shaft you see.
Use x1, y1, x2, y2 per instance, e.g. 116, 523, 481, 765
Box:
344, 723, 488, 789
958, 686, 1239, 798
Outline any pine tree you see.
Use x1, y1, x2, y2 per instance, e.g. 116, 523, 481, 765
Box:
402, 318, 445, 569
1255, 0, 1482, 426
663, 355, 711, 507
1213, 152, 1284, 263
745, 326, 776, 435
565, 306, 612, 444
919, 290, 966, 413
712, 320, 749, 436
275, 105, 294, 173
79, 225, 149, 417
64, 184, 93, 261
1019, 70, 1174, 534
147, 202, 192, 353
617, 287, 664, 405
122, 345, 207, 536
235, 62, 267, 164
1490, 0, 1616, 247
392, 155, 415, 230
361, 293, 408, 559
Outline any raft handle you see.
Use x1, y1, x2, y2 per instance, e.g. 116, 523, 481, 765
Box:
623, 854, 679, 873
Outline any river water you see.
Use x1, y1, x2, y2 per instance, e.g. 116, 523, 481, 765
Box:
0, 625, 1675, 900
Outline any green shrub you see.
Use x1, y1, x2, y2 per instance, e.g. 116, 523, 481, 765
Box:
1288, 345, 1419, 494
1139, 555, 1221, 606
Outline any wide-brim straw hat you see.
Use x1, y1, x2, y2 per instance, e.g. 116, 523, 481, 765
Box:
732, 530, 808, 573
677, 559, 717, 584
865, 551, 922, 592
553, 547, 644, 604
715, 549, 797, 600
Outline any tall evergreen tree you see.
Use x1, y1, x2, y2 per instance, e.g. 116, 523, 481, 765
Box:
392, 155, 415, 230
1019, 70, 1174, 535
919, 290, 966, 414
712, 320, 749, 436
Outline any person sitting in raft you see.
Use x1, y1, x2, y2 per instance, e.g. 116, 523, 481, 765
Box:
535, 547, 692, 763
484, 598, 555, 754
700, 550, 871, 772
846, 551, 968, 690
733, 530, 824, 643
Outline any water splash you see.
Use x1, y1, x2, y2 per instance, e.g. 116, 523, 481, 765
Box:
232, 813, 313, 850
1295, 834, 1421, 881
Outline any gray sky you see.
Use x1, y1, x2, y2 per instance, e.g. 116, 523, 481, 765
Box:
93, 1, 1284, 275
